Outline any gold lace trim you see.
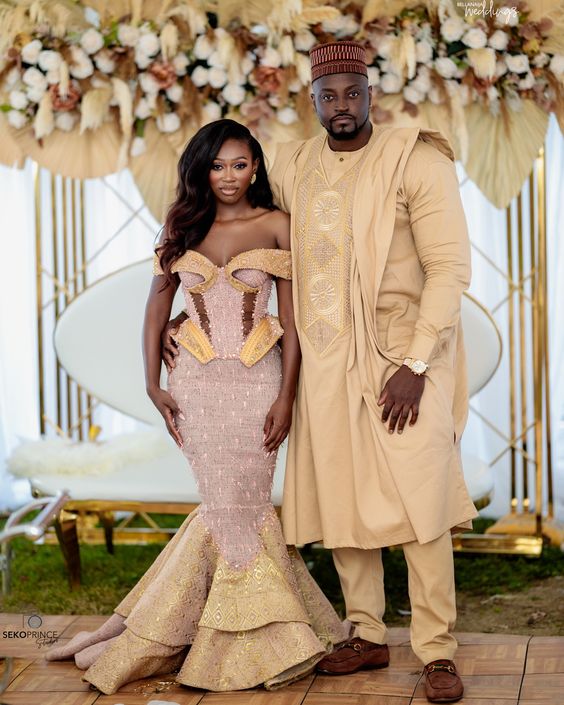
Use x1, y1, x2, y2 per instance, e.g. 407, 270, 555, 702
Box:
240, 315, 284, 368
172, 319, 216, 364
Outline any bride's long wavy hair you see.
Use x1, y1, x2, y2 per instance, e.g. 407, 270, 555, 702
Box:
157, 119, 275, 286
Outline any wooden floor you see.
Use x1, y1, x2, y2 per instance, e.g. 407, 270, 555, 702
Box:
2, 614, 564, 705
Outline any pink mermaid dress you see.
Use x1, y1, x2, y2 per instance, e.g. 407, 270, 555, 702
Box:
44, 247, 349, 693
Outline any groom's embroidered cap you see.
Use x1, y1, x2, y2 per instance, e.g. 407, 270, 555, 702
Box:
309, 41, 368, 82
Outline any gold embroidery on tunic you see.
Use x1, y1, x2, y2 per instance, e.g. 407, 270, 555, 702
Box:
294, 136, 368, 355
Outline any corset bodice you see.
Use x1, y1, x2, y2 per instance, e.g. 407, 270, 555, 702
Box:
153, 248, 292, 367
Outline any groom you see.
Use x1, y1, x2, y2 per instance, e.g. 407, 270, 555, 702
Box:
162, 41, 476, 704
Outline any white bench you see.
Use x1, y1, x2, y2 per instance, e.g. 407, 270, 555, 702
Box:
24, 258, 501, 587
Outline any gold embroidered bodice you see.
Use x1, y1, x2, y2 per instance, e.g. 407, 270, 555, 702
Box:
153, 248, 292, 366
294, 135, 370, 355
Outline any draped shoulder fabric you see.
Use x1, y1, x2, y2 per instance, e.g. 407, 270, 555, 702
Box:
269, 125, 477, 550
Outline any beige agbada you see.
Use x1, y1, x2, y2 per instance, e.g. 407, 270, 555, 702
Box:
270, 124, 478, 550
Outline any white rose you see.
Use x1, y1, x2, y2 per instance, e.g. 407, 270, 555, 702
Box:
380, 72, 403, 93
495, 7, 519, 27
80, 28, 104, 55
139, 72, 160, 95
518, 72, 535, 90
166, 83, 183, 102
134, 49, 152, 69
533, 53, 549, 68
377, 35, 396, 59
38, 50, 62, 72
403, 85, 425, 104
202, 101, 222, 123
415, 40, 433, 64
208, 66, 228, 88
172, 53, 189, 76
138, 31, 160, 57
276, 106, 298, 125
434, 56, 458, 79
294, 30, 316, 52
22, 66, 48, 90
208, 50, 226, 69
495, 59, 508, 77
134, 97, 152, 119
549, 54, 564, 78
95, 50, 116, 74
222, 83, 245, 105
21, 39, 43, 65
190, 65, 209, 87
9, 89, 28, 110
156, 112, 180, 133
505, 53, 529, 74
117, 24, 140, 47
411, 68, 431, 94
7, 110, 27, 129
261, 46, 282, 68
26, 85, 47, 103
69, 47, 94, 79
488, 29, 509, 51
463, 28, 487, 49
130, 136, 146, 157
268, 93, 281, 108
55, 111, 77, 131
193, 35, 214, 60
440, 17, 466, 42
367, 66, 380, 86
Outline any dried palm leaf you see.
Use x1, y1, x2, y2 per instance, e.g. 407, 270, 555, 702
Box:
10, 120, 122, 178
0, 0, 88, 52
540, 5, 564, 54
34, 91, 54, 139
215, 0, 272, 27
464, 100, 549, 209
130, 119, 178, 222
362, 0, 422, 25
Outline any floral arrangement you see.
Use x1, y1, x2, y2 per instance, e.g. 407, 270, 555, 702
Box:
0, 0, 563, 158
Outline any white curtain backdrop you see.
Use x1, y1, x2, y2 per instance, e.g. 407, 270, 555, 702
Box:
1, 118, 563, 519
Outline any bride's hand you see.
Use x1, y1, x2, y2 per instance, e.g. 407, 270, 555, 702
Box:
148, 387, 184, 448
263, 396, 293, 454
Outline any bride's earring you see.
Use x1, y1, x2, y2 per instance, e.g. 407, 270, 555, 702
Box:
250, 173, 256, 184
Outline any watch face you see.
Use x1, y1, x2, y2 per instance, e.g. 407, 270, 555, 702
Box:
412, 360, 427, 374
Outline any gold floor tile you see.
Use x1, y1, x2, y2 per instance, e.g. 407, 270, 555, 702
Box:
454, 633, 530, 646
519, 672, 564, 701
454, 643, 528, 676
525, 639, 564, 674
304, 694, 410, 704
412, 700, 517, 705
311, 670, 421, 697
0, 656, 33, 681
0, 693, 99, 704
386, 646, 421, 674
385, 629, 410, 646
414, 674, 521, 700
6, 658, 90, 692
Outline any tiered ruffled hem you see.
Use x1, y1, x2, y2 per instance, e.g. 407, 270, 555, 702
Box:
44, 509, 349, 693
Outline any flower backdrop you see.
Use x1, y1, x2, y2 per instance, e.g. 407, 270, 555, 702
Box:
1, 0, 563, 216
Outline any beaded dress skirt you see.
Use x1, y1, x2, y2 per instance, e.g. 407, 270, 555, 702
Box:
44, 248, 349, 693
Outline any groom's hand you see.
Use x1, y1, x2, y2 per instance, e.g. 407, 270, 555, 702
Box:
377, 366, 425, 434
161, 312, 187, 372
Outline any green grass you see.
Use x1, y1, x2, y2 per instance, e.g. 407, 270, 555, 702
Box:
1, 514, 563, 620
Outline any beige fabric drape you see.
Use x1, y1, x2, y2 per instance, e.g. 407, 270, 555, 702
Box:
269, 125, 478, 549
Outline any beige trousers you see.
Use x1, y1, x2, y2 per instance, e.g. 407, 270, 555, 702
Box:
332, 531, 457, 664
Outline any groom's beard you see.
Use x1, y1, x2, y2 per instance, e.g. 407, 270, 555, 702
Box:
326, 114, 369, 141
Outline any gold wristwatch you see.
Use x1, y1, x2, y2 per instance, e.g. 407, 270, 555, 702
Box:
403, 357, 428, 375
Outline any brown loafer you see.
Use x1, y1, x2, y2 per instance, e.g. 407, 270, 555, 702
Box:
317, 637, 389, 675
424, 659, 463, 703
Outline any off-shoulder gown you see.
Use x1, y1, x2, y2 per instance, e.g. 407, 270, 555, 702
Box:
44, 247, 348, 693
